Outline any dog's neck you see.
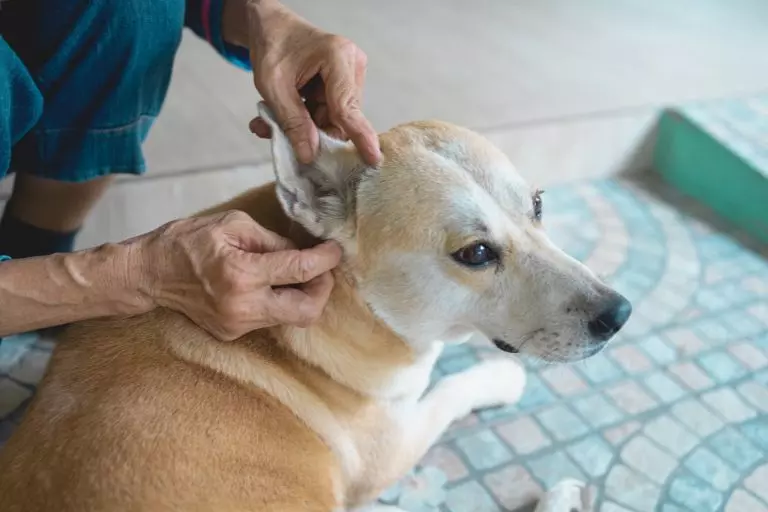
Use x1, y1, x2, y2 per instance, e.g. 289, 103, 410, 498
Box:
268, 222, 441, 401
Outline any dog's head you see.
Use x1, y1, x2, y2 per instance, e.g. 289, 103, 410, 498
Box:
259, 104, 630, 363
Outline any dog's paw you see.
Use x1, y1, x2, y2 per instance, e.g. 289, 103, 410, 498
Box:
457, 358, 527, 411
534, 479, 589, 512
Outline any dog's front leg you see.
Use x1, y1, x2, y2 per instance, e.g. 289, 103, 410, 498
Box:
385, 359, 589, 512
388, 359, 527, 479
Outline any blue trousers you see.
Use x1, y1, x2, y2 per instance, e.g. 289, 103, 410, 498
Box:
0, 0, 249, 182
0, 0, 187, 181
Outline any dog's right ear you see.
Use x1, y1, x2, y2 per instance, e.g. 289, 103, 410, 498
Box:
258, 102, 367, 239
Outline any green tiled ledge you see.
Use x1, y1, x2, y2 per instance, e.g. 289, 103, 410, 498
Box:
654, 96, 768, 243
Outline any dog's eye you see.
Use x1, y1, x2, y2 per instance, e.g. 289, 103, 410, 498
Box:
532, 189, 544, 221
452, 243, 499, 268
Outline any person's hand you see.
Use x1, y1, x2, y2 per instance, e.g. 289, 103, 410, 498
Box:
242, 0, 381, 165
134, 210, 342, 341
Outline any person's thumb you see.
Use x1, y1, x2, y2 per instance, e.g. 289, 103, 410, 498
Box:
264, 86, 319, 164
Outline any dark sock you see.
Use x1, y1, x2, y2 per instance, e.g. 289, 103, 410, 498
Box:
0, 213, 79, 258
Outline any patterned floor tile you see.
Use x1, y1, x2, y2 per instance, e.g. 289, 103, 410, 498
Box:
535, 405, 590, 442
621, 435, 678, 485
683, 446, 741, 492
566, 435, 614, 478
708, 428, 763, 472
668, 473, 725, 512
483, 465, 542, 510
454, 430, 513, 471
572, 393, 625, 429
3, 178, 767, 511
494, 417, 551, 456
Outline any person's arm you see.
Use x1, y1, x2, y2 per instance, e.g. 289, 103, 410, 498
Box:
0, 243, 149, 337
0, 211, 341, 340
184, 0, 253, 69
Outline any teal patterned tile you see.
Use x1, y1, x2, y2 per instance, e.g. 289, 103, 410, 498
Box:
697, 352, 748, 384
668, 473, 724, 512
701, 388, 757, 423
566, 435, 614, 478
639, 335, 678, 365
484, 465, 542, 510
604, 464, 660, 512
572, 393, 625, 428
527, 451, 587, 488
720, 310, 767, 338
454, 430, 512, 471
536, 405, 589, 442
694, 317, 736, 343
709, 428, 762, 471
445, 481, 496, 512
643, 415, 699, 458
495, 417, 552, 456
741, 419, 768, 451
605, 381, 658, 416
576, 355, 624, 385
516, 374, 556, 411
643, 372, 687, 403
684, 446, 740, 491
621, 435, 678, 485
672, 399, 725, 437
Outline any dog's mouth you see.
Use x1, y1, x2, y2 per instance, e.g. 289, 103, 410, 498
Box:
492, 339, 519, 354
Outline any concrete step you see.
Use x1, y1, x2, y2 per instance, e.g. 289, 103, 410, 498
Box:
655, 95, 768, 243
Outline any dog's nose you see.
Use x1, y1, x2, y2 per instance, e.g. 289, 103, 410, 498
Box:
587, 296, 632, 341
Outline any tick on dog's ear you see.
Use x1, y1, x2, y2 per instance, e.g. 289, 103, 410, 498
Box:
257, 102, 367, 239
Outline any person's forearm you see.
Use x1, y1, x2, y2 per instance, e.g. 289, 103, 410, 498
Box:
222, 0, 289, 49
0, 243, 152, 337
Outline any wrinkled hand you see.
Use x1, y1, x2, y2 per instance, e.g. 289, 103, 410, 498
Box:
136, 210, 342, 341
244, 0, 381, 165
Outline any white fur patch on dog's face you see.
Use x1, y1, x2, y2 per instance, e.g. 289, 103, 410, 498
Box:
260, 104, 631, 363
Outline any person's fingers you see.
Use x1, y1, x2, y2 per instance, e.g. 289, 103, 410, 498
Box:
257, 241, 342, 286
217, 211, 295, 254
306, 102, 347, 141
262, 84, 319, 164
249, 117, 272, 138
266, 271, 335, 326
322, 51, 381, 165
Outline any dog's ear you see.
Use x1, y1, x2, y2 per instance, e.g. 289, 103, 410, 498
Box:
258, 102, 367, 239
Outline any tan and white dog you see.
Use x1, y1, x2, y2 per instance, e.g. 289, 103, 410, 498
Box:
0, 104, 631, 512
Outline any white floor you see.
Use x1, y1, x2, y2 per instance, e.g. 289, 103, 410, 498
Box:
3, 0, 768, 248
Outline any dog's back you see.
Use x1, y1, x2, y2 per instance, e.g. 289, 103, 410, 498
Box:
0, 307, 342, 512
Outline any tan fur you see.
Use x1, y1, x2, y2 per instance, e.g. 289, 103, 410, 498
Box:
0, 117, 624, 512
0, 182, 436, 511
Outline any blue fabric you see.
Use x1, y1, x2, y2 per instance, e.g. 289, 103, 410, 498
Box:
186, 0, 252, 70
0, 0, 250, 183
0, 0, 186, 182
0, 255, 10, 262
0, 214, 78, 259
0, 38, 43, 177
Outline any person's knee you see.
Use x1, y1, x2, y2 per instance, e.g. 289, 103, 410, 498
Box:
6, 0, 186, 182
90, 0, 185, 67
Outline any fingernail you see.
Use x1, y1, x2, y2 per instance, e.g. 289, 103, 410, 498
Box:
297, 141, 313, 163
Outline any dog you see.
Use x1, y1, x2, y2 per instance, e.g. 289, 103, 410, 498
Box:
0, 103, 631, 511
